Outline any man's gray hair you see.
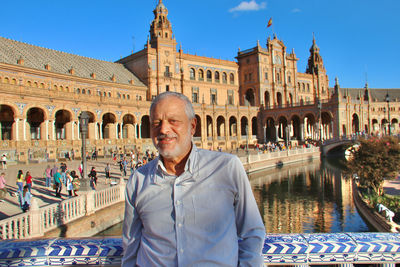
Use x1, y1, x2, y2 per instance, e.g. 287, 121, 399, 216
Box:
150, 92, 195, 120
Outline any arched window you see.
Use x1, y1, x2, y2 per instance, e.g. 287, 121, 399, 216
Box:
199, 69, 204, 81
307, 84, 310, 92
215, 71, 220, 83
82, 89, 86, 94
190, 68, 195, 80
207, 70, 212, 82
77, 88, 81, 94
222, 72, 227, 83
230, 73, 234, 84
302, 83, 305, 92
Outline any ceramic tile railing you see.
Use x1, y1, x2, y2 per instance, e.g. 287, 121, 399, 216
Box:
0, 233, 399, 266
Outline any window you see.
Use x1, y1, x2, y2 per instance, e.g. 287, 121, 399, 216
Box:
265, 72, 268, 81
222, 72, 227, 84
77, 88, 80, 94
307, 84, 310, 92
192, 87, 199, 103
276, 72, 280, 83
249, 73, 252, 81
82, 89, 86, 94
230, 73, 234, 84
227, 90, 234, 105
127, 95, 130, 100
108, 92, 112, 97
210, 88, 217, 104
199, 69, 204, 81
165, 66, 171, 77
117, 92, 121, 98
215, 71, 220, 83
288, 75, 291, 84
207, 70, 212, 82
302, 83, 305, 92
190, 68, 195, 80
166, 85, 170, 91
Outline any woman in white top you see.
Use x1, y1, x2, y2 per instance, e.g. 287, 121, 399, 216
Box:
66, 171, 74, 197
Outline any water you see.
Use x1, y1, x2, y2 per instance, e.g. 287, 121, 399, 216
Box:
97, 157, 371, 236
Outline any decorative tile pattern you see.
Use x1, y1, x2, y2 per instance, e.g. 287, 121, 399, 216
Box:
0, 234, 400, 266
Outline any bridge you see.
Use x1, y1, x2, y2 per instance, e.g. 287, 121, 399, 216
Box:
321, 136, 358, 157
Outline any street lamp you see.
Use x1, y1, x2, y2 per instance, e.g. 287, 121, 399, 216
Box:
78, 111, 90, 191
385, 92, 391, 135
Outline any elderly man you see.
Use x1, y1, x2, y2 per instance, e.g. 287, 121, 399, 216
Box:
122, 92, 265, 266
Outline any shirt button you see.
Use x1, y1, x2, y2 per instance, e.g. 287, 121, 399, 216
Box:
176, 200, 181, 205
180, 248, 184, 253
178, 223, 182, 227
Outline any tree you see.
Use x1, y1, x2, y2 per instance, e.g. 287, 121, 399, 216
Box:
346, 136, 400, 195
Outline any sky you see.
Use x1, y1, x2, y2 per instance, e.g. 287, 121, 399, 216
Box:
1, 0, 399, 89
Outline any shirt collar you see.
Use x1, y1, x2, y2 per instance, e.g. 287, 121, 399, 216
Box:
155, 143, 198, 179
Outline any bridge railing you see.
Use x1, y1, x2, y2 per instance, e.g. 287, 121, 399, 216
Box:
0, 233, 399, 266
0, 181, 126, 240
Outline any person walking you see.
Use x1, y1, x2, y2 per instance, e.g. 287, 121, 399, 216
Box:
44, 165, 52, 188
1, 154, 7, 170
16, 170, 24, 194
25, 171, 33, 192
65, 171, 73, 197
0, 172, 7, 202
19, 185, 32, 212
88, 167, 97, 190
53, 169, 62, 198
71, 171, 80, 196
105, 163, 111, 184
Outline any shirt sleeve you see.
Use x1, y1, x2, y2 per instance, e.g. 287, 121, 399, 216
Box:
232, 156, 265, 267
121, 173, 143, 267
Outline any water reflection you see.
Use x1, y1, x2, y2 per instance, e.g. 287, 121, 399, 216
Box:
97, 158, 371, 236
250, 158, 371, 233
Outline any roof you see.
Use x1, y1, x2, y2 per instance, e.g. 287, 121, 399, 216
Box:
339, 87, 400, 102
0, 36, 145, 87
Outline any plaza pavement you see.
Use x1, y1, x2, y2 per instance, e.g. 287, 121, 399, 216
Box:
0, 158, 127, 221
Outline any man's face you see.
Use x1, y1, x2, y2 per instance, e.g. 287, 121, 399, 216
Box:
150, 96, 196, 161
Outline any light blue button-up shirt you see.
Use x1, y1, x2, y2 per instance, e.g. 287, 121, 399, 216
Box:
122, 145, 265, 266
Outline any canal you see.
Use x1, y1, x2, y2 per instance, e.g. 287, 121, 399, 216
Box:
97, 156, 371, 236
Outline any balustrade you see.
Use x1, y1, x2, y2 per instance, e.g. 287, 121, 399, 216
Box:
0, 233, 399, 266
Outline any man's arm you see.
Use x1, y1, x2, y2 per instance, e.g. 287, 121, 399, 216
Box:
232, 156, 265, 267
121, 176, 143, 267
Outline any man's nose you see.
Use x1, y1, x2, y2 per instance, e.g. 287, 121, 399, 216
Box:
159, 120, 171, 134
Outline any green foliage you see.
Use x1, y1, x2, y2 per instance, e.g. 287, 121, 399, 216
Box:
360, 188, 400, 214
346, 136, 400, 195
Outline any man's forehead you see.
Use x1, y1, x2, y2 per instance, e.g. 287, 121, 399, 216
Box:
151, 96, 186, 114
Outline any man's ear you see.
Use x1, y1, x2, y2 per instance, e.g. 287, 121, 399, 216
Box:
190, 117, 197, 136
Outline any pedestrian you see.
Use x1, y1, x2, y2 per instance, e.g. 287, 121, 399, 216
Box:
53, 169, 62, 197
122, 92, 265, 266
78, 162, 83, 178
19, 185, 31, 212
44, 165, 52, 188
25, 171, 33, 192
88, 167, 97, 190
105, 163, 111, 184
71, 171, 80, 196
122, 158, 128, 176
1, 154, 7, 170
0, 172, 7, 202
50, 164, 58, 178
129, 159, 136, 176
60, 162, 67, 185
65, 171, 73, 197
16, 170, 24, 193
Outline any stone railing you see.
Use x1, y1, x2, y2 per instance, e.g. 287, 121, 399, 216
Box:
239, 147, 320, 164
0, 233, 399, 266
0, 181, 125, 240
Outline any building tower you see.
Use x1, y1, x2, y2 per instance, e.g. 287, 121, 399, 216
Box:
306, 35, 329, 101
149, 0, 176, 49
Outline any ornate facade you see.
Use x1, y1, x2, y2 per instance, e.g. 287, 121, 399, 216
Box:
0, 0, 399, 162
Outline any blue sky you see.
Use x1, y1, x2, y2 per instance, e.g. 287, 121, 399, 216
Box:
1, 0, 399, 89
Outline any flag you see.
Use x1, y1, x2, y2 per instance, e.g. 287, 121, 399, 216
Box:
267, 17, 272, 28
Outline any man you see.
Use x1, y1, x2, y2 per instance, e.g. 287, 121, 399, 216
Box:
122, 92, 265, 266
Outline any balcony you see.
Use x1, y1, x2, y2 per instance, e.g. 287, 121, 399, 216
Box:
164, 72, 172, 78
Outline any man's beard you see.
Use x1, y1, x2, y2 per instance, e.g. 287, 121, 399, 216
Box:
154, 129, 192, 160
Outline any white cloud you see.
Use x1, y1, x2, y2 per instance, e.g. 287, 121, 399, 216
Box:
229, 1, 267, 13
291, 8, 301, 13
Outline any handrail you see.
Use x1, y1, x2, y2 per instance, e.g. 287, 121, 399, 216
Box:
0, 233, 399, 266
0, 183, 125, 240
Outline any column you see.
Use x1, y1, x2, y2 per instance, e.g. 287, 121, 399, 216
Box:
52, 121, 56, 140
45, 120, 49, 140
263, 126, 266, 143
15, 119, 19, 141
134, 123, 137, 139
275, 123, 279, 143
71, 121, 75, 140
77, 121, 80, 140
100, 122, 103, 139
95, 123, 98, 140
23, 119, 26, 141
138, 124, 142, 138
300, 123, 304, 141
120, 123, 123, 139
